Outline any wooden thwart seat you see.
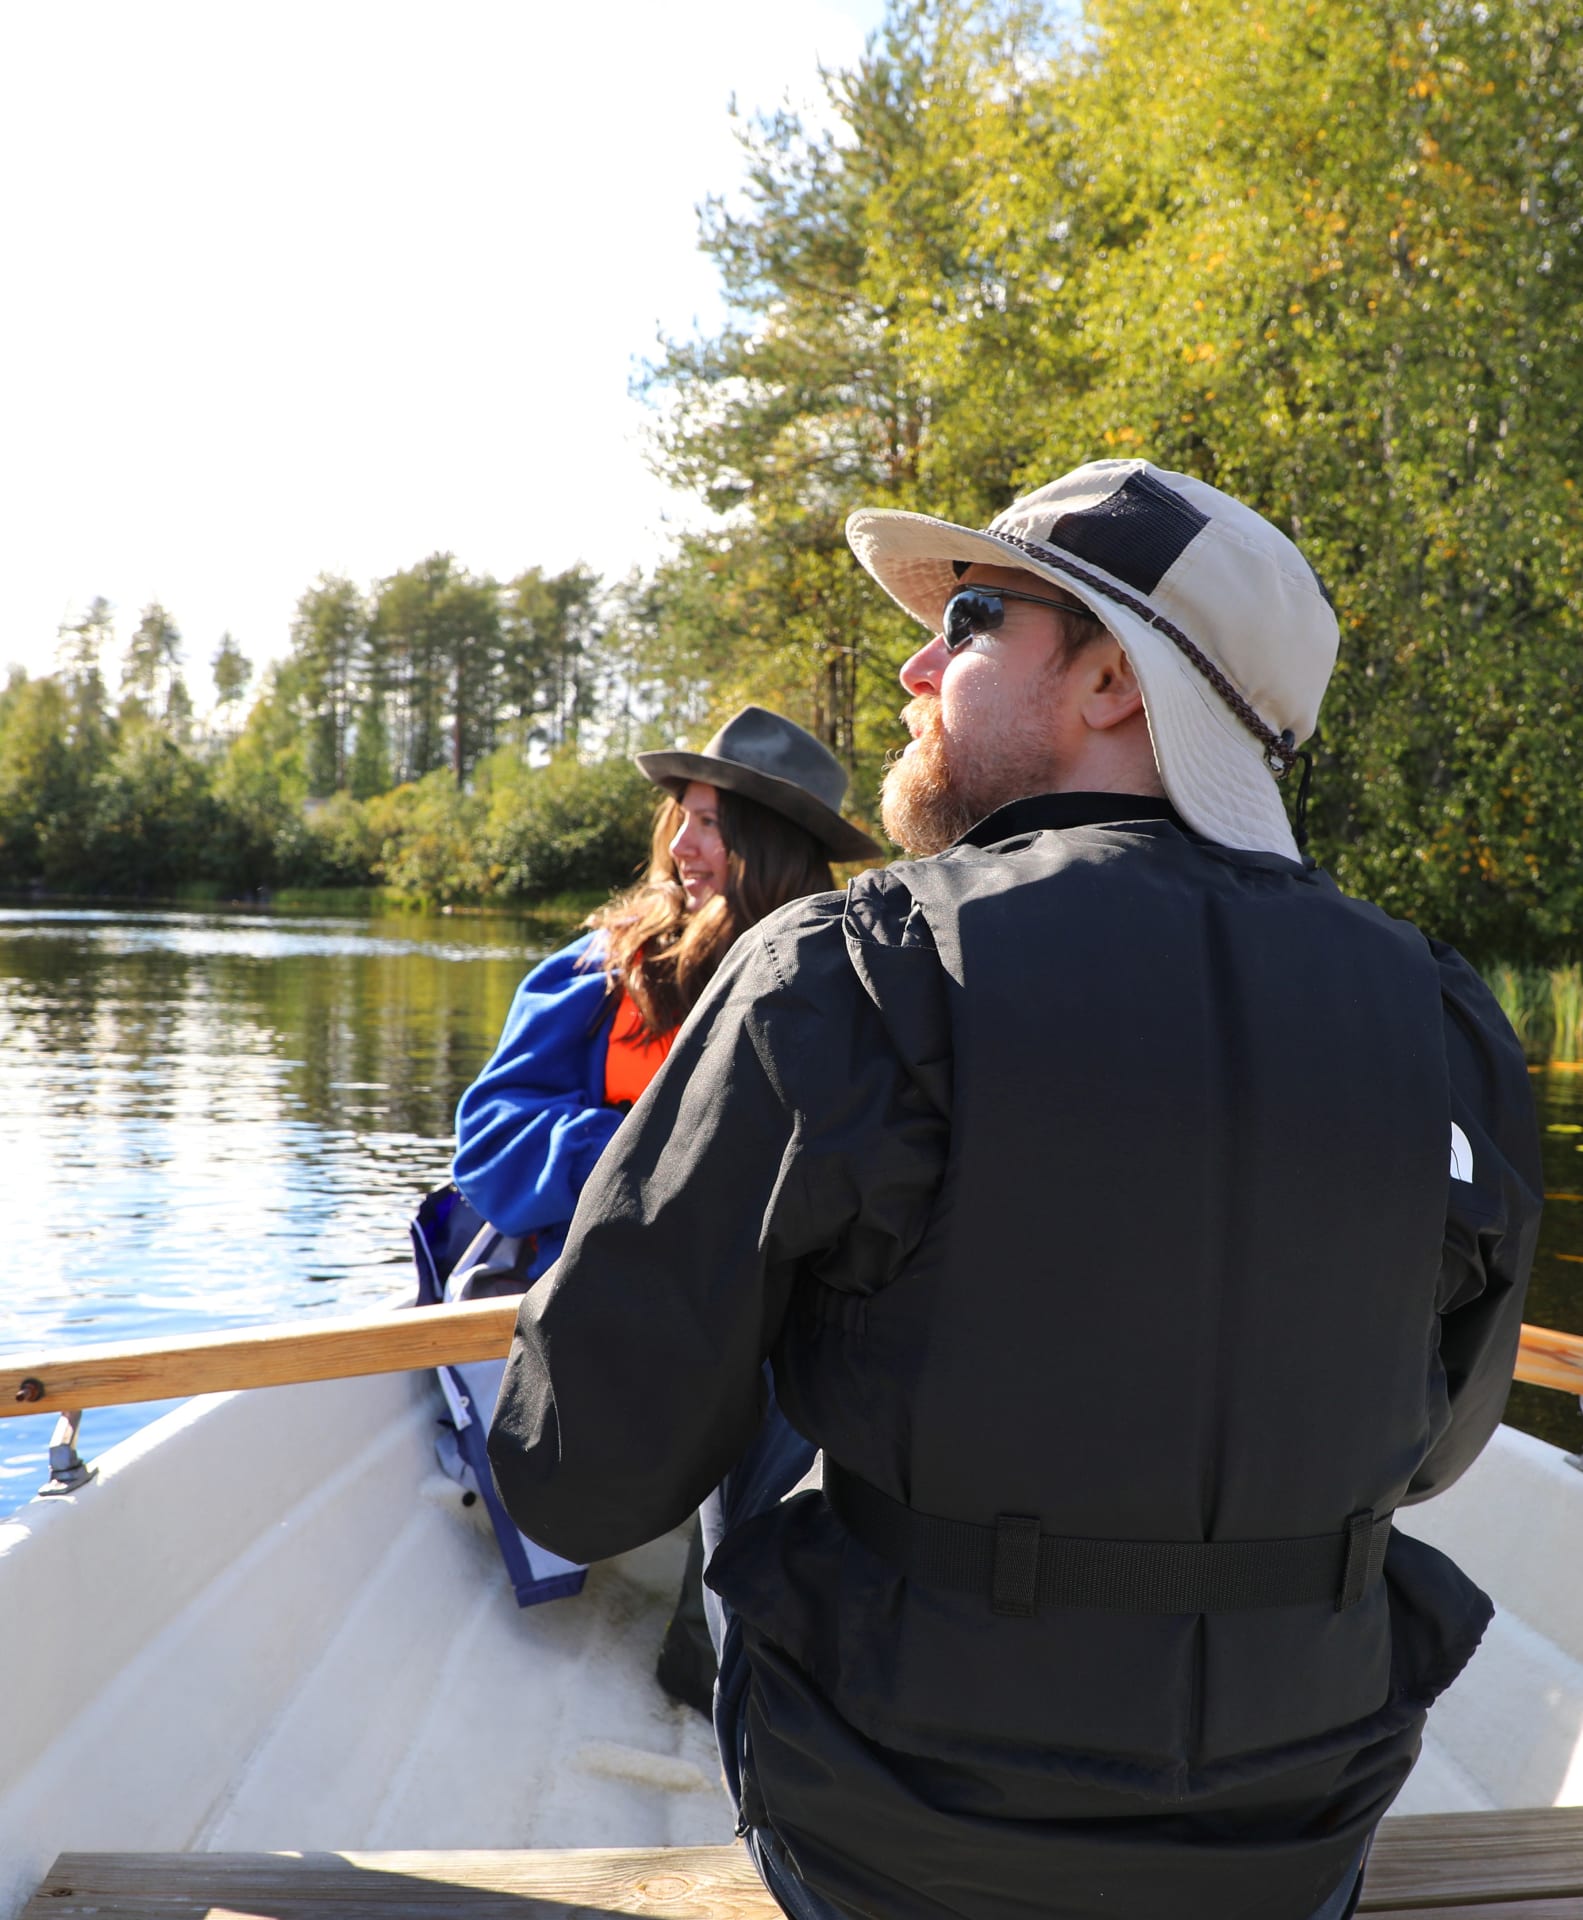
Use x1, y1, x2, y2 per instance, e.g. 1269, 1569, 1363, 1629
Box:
20, 1847, 778, 1919
1358, 1808, 1583, 1914
22, 1810, 1583, 1918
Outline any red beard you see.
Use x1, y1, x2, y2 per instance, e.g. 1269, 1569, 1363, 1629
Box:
880, 698, 983, 856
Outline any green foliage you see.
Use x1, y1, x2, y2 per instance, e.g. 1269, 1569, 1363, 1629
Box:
996, 0, 1583, 957
122, 601, 187, 728
212, 631, 252, 712
640, 0, 1583, 955
369, 555, 505, 787
56, 597, 113, 758
639, 5, 1023, 774
364, 772, 488, 903
290, 577, 366, 796
0, 672, 78, 884
499, 565, 603, 752
477, 750, 655, 900
81, 717, 222, 894
347, 690, 391, 801
208, 664, 314, 890
299, 792, 379, 888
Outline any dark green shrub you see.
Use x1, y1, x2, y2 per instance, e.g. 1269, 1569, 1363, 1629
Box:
481, 751, 654, 900
366, 772, 488, 903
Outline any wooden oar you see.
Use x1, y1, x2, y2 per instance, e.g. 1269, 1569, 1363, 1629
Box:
0, 1297, 519, 1420
1513, 1321, 1583, 1397
0, 1309, 1579, 1421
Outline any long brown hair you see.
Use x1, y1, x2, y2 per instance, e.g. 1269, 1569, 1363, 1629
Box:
589, 786, 835, 1037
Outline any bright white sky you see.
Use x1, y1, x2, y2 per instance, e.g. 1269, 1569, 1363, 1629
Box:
0, 0, 887, 698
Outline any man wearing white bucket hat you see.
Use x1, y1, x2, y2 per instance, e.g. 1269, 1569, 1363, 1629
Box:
490, 461, 1541, 1920
849, 458, 1333, 862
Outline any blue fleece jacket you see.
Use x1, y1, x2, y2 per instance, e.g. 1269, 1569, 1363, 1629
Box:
452, 934, 622, 1261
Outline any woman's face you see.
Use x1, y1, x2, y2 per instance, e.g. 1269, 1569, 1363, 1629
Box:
669, 781, 731, 911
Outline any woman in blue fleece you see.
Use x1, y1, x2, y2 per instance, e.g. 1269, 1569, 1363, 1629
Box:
454, 706, 879, 1262
450, 706, 879, 1703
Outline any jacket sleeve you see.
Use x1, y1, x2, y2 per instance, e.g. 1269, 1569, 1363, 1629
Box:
1404, 942, 1544, 1502
486, 897, 931, 1564
452, 934, 624, 1239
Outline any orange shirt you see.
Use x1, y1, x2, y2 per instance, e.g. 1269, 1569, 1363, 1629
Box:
603, 988, 677, 1109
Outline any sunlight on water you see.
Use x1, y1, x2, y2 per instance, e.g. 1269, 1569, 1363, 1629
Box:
0, 907, 557, 1515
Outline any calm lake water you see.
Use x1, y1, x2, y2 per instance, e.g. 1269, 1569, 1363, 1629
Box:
0, 905, 1578, 1516
0, 905, 559, 1515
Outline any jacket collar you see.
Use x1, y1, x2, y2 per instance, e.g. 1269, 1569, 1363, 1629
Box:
958, 792, 1187, 850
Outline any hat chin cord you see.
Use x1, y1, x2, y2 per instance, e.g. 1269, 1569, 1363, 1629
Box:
1284, 730, 1316, 857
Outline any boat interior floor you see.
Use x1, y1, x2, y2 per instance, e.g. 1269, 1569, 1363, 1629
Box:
21, 1809, 1583, 1919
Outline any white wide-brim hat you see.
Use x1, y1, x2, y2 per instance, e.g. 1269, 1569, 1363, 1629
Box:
847, 459, 1339, 862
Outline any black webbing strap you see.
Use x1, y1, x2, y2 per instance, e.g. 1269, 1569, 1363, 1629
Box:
824, 1463, 1392, 1617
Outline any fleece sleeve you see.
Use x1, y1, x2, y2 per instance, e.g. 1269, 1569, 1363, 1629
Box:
451, 934, 624, 1238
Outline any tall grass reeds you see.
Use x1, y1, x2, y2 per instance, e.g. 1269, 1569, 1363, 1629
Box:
1550, 963, 1583, 1064
1484, 960, 1583, 1065
1491, 964, 1547, 1058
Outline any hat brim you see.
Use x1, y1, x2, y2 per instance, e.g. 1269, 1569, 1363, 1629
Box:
636, 749, 882, 863
846, 507, 1300, 862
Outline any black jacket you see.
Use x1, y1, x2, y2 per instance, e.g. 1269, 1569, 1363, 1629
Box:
489, 795, 1541, 1920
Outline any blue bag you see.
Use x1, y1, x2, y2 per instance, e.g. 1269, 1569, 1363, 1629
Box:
410, 1184, 588, 1607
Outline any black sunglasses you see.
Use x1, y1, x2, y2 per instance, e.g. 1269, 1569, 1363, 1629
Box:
940, 585, 1104, 655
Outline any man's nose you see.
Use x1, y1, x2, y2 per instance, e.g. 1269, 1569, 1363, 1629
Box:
899, 634, 949, 696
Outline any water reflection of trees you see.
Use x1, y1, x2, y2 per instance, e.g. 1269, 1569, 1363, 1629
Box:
251, 947, 529, 1141
0, 915, 541, 1148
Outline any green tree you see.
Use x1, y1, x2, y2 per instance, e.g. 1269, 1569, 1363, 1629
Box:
211, 632, 254, 739
289, 576, 367, 796
368, 557, 506, 788
0, 672, 76, 884
1003, 0, 1583, 954
211, 662, 314, 889
371, 558, 445, 784
122, 601, 187, 727
56, 596, 114, 756
652, 0, 1583, 951
498, 565, 605, 753
83, 715, 219, 894
584, 569, 708, 759
643, 0, 1059, 787
431, 569, 504, 782
347, 688, 391, 800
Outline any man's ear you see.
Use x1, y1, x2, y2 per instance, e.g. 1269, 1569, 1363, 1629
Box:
1076, 638, 1147, 734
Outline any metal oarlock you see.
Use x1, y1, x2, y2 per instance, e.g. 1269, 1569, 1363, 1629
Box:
39, 1409, 96, 1497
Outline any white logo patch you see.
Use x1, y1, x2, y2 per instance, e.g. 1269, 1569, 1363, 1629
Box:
1449, 1122, 1474, 1184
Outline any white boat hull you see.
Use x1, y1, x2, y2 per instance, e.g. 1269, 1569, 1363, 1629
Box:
1393, 1421, 1583, 1813
0, 1372, 729, 1920
0, 1376, 1577, 1919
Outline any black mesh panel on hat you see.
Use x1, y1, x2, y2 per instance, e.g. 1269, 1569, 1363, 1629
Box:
1043, 469, 1210, 596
